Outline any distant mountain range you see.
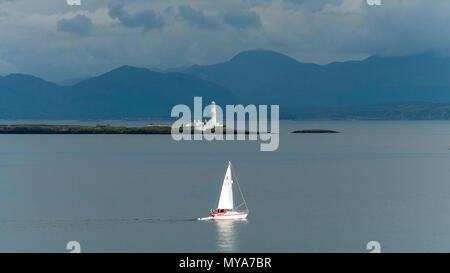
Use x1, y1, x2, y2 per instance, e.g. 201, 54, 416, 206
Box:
2, 50, 450, 119
175, 50, 450, 107
0, 66, 233, 119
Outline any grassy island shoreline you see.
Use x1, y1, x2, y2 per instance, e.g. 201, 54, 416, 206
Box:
0, 124, 251, 134
0, 124, 173, 134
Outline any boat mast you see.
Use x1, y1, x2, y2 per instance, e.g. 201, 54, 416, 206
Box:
230, 161, 249, 212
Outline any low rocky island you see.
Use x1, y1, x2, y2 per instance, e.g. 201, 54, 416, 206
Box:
0, 124, 250, 134
292, 129, 340, 134
0, 124, 173, 134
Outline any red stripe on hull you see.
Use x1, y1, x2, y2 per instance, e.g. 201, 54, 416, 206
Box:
211, 213, 248, 217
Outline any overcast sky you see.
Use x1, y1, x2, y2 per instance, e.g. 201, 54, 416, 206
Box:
0, 0, 450, 81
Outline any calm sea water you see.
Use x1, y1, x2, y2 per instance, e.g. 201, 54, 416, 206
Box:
1, 120, 450, 252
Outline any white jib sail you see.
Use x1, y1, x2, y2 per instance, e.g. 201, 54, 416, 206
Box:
217, 162, 234, 210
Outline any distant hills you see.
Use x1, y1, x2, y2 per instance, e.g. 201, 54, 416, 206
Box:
176, 50, 450, 107
2, 50, 450, 119
57, 77, 91, 86
0, 66, 234, 119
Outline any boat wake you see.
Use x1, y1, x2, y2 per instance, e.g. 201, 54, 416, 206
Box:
79, 217, 198, 224
0, 217, 198, 226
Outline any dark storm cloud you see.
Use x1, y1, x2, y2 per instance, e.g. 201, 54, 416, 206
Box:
220, 10, 261, 29
176, 5, 261, 30
3, 0, 450, 81
108, 4, 165, 30
284, 0, 341, 11
177, 5, 222, 30
57, 14, 93, 35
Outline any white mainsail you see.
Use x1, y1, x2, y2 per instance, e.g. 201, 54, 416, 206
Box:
217, 162, 234, 210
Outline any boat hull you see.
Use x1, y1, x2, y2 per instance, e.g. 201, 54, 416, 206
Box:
198, 212, 248, 221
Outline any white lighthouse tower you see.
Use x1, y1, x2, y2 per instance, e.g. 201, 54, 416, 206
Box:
202, 101, 222, 130
183, 100, 222, 130
211, 101, 217, 127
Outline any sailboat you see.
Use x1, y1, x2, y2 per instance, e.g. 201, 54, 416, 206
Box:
198, 161, 249, 220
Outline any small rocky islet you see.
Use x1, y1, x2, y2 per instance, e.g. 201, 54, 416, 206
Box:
292, 129, 340, 134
